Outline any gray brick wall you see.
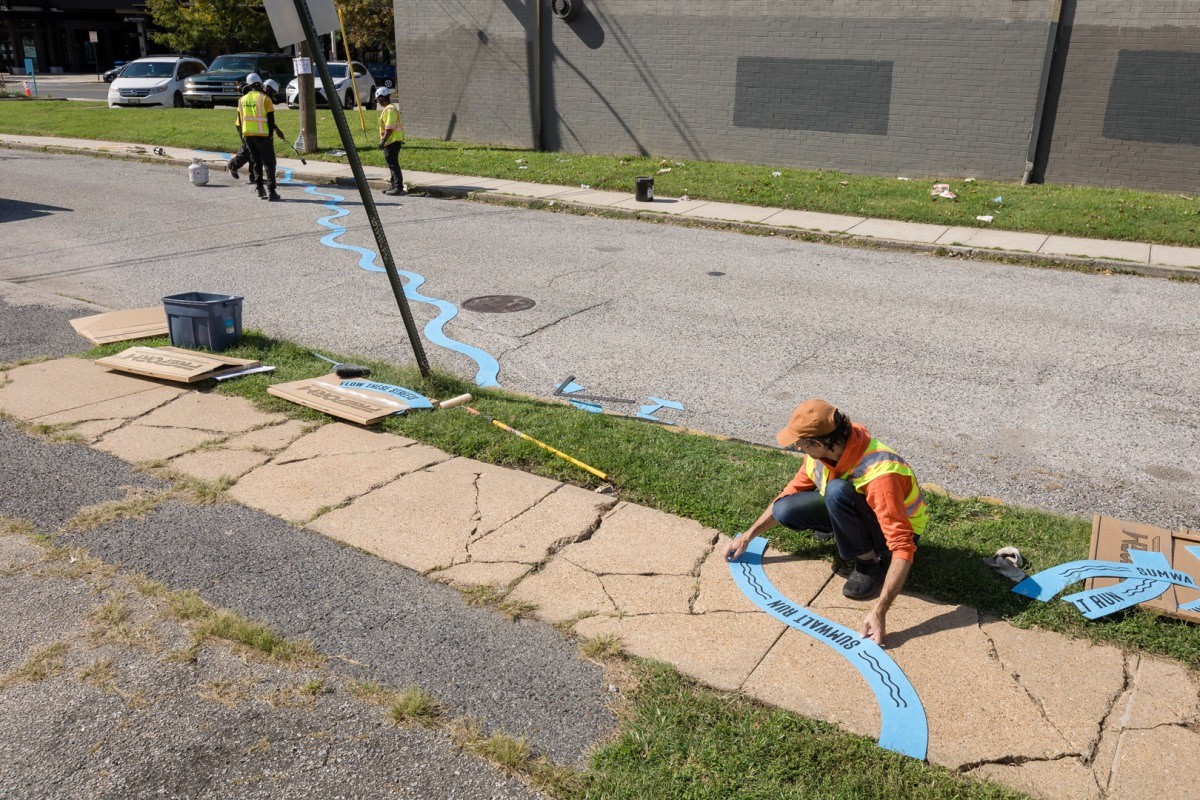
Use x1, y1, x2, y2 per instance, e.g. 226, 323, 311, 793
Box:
1040, 6, 1200, 192
393, 0, 1200, 191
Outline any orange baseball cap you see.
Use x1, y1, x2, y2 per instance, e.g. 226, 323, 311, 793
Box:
776, 399, 837, 447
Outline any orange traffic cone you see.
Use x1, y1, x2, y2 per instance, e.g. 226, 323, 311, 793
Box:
22, 81, 31, 97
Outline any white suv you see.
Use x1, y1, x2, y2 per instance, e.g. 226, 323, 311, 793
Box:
108, 56, 207, 109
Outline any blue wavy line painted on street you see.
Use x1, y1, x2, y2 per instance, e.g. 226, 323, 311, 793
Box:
728, 537, 928, 760
279, 169, 501, 387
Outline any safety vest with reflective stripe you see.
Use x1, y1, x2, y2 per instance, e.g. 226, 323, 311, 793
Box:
379, 105, 403, 140
803, 438, 928, 535
239, 91, 269, 137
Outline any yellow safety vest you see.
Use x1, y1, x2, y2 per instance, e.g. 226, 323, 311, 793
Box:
802, 438, 929, 535
379, 105, 403, 141
239, 91, 269, 137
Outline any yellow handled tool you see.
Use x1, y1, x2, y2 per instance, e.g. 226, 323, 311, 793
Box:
463, 405, 607, 480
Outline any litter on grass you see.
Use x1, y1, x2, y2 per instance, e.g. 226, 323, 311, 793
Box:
771, 171, 782, 177
976, 215, 994, 222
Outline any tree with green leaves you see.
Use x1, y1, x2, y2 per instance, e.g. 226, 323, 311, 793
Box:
146, 0, 275, 56
335, 0, 394, 57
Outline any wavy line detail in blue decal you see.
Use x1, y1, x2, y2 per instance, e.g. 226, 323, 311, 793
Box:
727, 537, 928, 760
279, 170, 501, 387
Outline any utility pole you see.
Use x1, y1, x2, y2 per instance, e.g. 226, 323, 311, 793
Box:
289, 0, 431, 377
297, 40, 318, 154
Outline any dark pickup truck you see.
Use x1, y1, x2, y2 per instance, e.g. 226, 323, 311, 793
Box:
183, 53, 293, 108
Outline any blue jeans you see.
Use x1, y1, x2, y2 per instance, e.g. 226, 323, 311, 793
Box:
771, 479, 888, 561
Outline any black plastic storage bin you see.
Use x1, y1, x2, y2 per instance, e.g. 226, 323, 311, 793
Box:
162, 292, 243, 352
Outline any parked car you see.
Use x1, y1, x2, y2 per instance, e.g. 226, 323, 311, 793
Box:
183, 53, 293, 108
285, 61, 376, 109
102, 62, 127, 83
107, 56, 207, 108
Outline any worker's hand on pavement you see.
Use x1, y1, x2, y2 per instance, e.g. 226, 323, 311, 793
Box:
861, 609, 886, 646
722, 532, 749, 562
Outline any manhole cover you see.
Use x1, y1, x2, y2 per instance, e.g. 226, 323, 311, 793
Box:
462, 295, 536, 313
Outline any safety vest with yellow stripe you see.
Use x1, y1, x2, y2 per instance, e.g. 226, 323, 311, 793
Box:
379, 105, 403, 141
803, 438, 928, 535
238, 91, 270, 137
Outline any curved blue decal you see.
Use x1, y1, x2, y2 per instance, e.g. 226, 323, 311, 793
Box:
729, 537, 928, 760
279, 170, 501, 387
1015, 550, 1199, 619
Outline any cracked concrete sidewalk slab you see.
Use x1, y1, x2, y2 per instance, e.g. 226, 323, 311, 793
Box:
468, 483, 616, 564
574, 611, 786, 692
130, 391, 286, 434
91, 393, 289, 464
1106, 725, 1200, 800
693, 544, 835, 614
430, 560, 533, 589
166, 420, 316, 483
601, 574, 696, 615
0, 358, 164, 420
982, 619, 1126, 753
308, 458, 560, 573
229, 441, 451, 524
808, 590, 1074, 769
269, 421, 413, 462
508, 558, 617, 624
742, 627, 881, 736
31, 385, 183, 431
1122, 655, 1200, 728
970, 759, 1103, 800
555, 502, 714, 576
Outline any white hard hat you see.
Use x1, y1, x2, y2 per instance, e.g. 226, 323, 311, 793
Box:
245, 72, 262, 85
263, 78, 278, 92
375, 86, 391, 97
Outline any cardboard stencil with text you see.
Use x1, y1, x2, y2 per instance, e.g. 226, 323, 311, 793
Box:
96, 346, 260, 383
1088, 515, 1200, 623
267, 375, 398, 425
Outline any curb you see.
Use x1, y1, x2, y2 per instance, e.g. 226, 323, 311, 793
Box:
5, 139, 1198, 283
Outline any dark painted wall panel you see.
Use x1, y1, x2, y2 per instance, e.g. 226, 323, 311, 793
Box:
733, 58, 892, 135
1103, 50, 1200, 146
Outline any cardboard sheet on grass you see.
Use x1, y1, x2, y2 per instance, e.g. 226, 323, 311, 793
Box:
1088, 515, 1200, 623
267, 375, 431, 425
96, 346, 260, 383
70, 307, 168, 346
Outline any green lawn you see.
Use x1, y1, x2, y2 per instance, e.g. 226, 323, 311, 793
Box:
71, 331, 1200, 671
4, 100, 1200, 248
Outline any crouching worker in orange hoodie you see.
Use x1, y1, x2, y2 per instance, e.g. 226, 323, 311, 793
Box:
722, 399, 927, 646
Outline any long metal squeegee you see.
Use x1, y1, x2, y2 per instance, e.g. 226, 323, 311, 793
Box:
728, 536, 929, 760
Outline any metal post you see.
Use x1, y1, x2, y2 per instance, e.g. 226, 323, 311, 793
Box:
289, 0, 431, 377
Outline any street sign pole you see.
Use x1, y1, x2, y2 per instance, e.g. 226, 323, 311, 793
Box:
288, 0, 430, 377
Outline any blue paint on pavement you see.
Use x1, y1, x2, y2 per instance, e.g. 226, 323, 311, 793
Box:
280, 170, 501, 387
728, 537, 928, 760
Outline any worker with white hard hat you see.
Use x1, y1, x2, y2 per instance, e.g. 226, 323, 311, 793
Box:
376, 86, 405, 196
234, 72, 286, 201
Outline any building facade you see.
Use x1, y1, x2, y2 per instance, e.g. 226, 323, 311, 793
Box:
392, 0, 1200, 192
1, 0, 154, 75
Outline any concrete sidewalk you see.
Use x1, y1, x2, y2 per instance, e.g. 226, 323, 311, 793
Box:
1, 355, 1197, 799
4, 133, 1199, 279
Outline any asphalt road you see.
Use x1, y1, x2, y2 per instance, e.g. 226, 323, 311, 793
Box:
2, 149, 1198, 529
22, 74, 110, 102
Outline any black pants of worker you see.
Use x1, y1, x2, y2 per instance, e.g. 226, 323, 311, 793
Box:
771, 479, 889, 561
384, 141, 403, 189
246, 136, 276, 193
229, 138, 260, 183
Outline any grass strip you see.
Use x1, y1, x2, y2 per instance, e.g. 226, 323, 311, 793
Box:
578, 661, 1025, 800
78, 332, 1200, 668
4, 101, 1200, 247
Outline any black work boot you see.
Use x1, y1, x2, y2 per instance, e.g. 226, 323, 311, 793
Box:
267, 189, 281, 202
843, 557, 888, 600
227, 160, 239, 180
256, 185, 267, 199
